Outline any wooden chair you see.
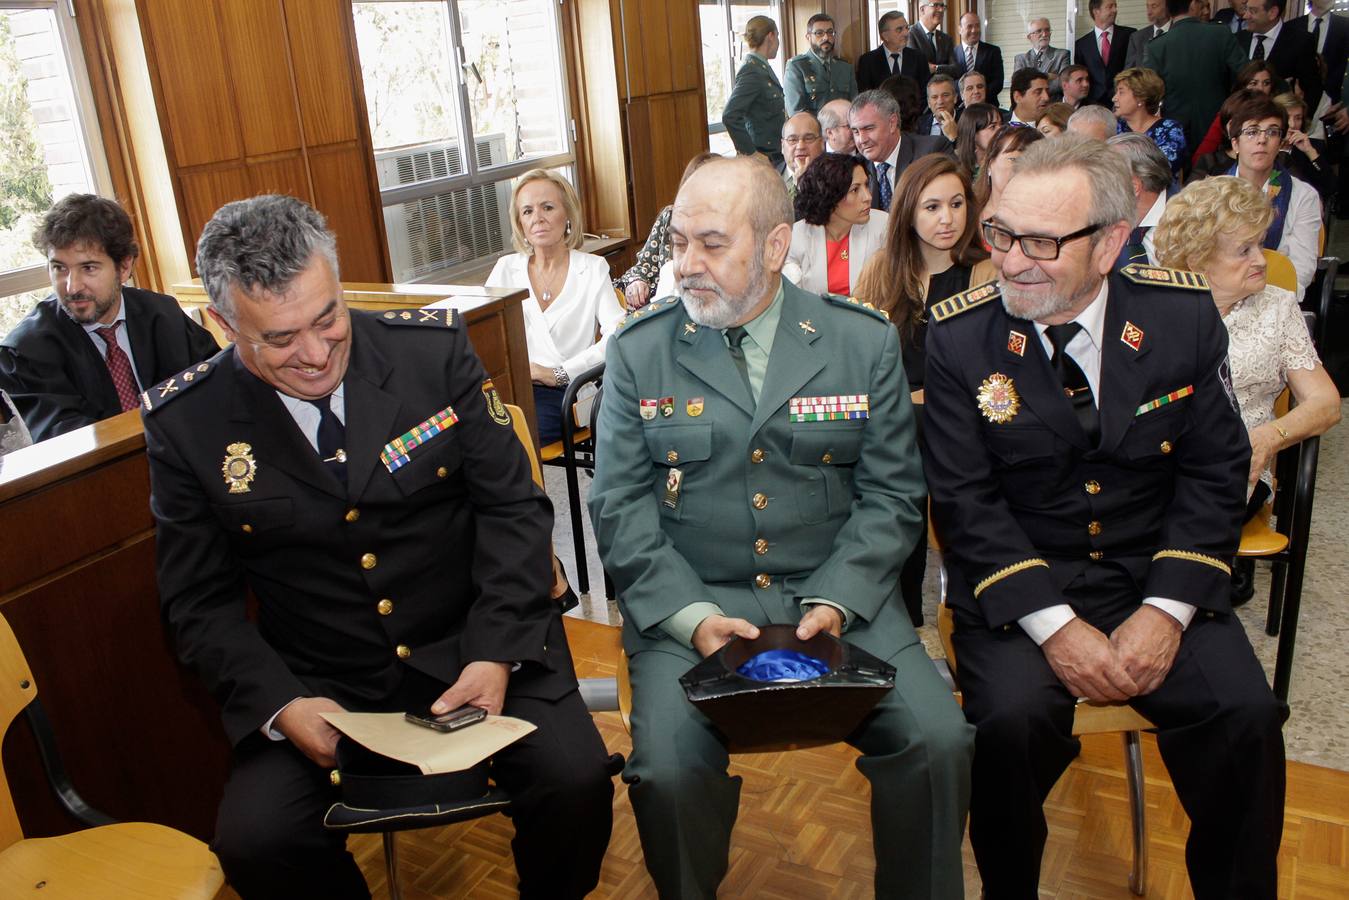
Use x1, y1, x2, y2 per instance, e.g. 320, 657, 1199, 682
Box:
1263, 248, 1298, 293
540, 364, 605, 595
0, 612, 224, 899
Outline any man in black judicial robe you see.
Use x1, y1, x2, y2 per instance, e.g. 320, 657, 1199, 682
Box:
143, 195, 612, 899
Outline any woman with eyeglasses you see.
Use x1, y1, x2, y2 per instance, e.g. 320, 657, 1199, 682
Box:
955, 102, 1004, 179
785, 153, 889, 296
1225, 92, 1323, 299
1153, 176, 1339, 603
721, 16, 787, 167
853, 154, 993, 626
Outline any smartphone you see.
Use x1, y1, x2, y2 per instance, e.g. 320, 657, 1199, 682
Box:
404, 704, 487, 733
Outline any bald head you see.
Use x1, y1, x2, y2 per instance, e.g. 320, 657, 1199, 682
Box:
782, 111, 824, 176
678, 156, 792, 242
819, 99, 856, 153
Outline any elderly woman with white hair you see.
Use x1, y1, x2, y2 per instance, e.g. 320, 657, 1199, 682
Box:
486, 169, 623, 443
1154, 175, 1340, 601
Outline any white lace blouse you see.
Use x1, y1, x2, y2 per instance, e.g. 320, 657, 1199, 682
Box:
1220, 284, 1320, 487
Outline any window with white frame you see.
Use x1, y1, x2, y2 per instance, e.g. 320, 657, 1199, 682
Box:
352, 0, 576, 282
700, 0, 785, 156
0, 1, 112, 340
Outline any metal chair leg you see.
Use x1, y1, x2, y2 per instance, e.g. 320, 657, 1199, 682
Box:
383, 831, 403, 900
565, 453, 589, 594
1123, 731, 1147, 896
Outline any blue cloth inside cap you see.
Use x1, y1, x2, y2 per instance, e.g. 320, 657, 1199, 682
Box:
736, 650, 831, 682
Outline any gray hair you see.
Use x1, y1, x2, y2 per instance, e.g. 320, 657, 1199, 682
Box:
196, 195, 339, 321
1106, 132, 1173, 195
959, 70, 987, 90
1066, 104, 1118, 137
928, 73, 958, 94
1013, 133, 1136, 231
850, 89, 900, 124
818, 99, 851, 131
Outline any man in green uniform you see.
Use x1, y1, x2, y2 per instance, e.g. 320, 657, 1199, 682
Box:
785, 14, 859, 115
589, 155, 973, 900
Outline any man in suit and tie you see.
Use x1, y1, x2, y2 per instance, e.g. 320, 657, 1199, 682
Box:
1144, 0, 1247, 163
1014, 18, 1072, 96
819, 98, 857, 153
849, 90, 952, 212
1214, 0, 1247, 32
1076, 0, 1137, 106
1124, 0, 1174, 68
1288, 0, 1348, 102
909, 0, 962, 79
589, 154, 974, 900
857, 11, 929, 93
785, 13, 858, 116
916, 74, 961, 141
144, 195, 615, 899
1240, 0, 1324, 107
1107, 132, 1175, 266
954, 12, 1005, 105
924, 133, 1285, 900
960, 71, 1013, 121
0, 193, 218, 443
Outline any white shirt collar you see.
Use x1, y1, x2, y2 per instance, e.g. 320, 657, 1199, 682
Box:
883, 138, 901, 171
1257, 19, 1283, 45
1033, 278, 1109, 351
1094, 24, 1114, 39
1141, 190, 1167, 227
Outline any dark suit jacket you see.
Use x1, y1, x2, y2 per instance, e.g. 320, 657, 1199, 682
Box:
953, 41, 1005, 103
0, 286, 218, 442
864, 133, 954, 210
1238, 24, 1323, 108
856, 44, 928, 92
908, 23, 962, 79
1123, 23, 1165, 69
1287, 12, 1347, 101
1213, 8, 1244, 33
144, 309, 575, 746
922, 270, 1248, 627
1144, 18, 1247, 160
1075, 25, 1138, 106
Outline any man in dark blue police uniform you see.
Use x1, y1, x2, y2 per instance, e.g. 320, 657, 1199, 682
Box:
922, 135, 1285, 900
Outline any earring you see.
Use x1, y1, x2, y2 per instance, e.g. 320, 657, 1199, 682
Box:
565, 220, 573, 237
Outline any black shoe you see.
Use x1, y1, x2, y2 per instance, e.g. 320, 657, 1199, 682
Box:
1231, 557, 1255, 607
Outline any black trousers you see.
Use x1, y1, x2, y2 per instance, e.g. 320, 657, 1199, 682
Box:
213, 684, 614, 900
952, 563, 1287, 900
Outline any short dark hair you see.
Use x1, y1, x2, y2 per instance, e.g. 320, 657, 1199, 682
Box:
1165, 0, 1190, 17
1060, 63, 1089, 82
1227, 92, 1288, 141
1089, 0, 1108, 13
32, 194, 139, 266
878, 10, 905, 32
927, 73, 958, 97
807, 13, 834, 29
794, 153, 865, 226
1010, 67, 1048, 100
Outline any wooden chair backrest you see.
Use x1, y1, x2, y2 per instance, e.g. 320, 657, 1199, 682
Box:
1263, 249, 1298, 293
506, 404, 543, 488
0, 612, 37, 850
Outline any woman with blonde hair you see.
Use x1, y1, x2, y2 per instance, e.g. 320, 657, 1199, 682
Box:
486, 169, 622, 442
721, 16, 786, 166
1112, 67, 1186, 174
1154, 175, 1339, 601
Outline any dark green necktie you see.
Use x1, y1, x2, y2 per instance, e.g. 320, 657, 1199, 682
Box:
725, 326, 754, 399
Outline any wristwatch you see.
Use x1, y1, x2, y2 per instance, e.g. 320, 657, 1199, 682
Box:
553, 365, 570, 387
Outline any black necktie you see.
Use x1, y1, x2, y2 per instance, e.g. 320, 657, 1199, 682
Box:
308, 397, 347, 483
1310, 16, 1322, 50
1254, 34, 1266, 60
890, 51, 900, 74
725, 326, 754, 400
1044, 323, 1100, 444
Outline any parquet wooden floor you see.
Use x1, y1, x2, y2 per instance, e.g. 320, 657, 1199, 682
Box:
221, 620, 1349, 898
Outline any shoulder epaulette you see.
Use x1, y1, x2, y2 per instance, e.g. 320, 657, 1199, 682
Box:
142, 361, 214, 413
614, 295, 681, 335
824, 293, 889, 322
931, 280, 1000, 322
1120, 264, 1209, 291
377, 307, 458, 329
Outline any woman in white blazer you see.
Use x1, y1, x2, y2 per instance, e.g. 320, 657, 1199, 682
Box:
785, 153, 889, 297
486, 169, 623, 443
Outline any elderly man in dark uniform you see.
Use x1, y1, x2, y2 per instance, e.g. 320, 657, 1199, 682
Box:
589, 155, 973, 899
923, 135, 1286, 900
0, 194, 217, 442
142, 195, 612, 899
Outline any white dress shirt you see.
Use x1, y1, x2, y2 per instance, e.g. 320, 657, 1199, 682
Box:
485, 250, 624, 381
1016, 280, 1197, 645
1095, 25, 1116, 59
1305, 13, 1328, 53
79, 290, 144, 392
1248, 19, 1283, 57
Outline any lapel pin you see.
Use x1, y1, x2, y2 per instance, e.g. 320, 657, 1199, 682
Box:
1007, 330, 1027, 356
1121, 321, 1144, 351
799, 320, 816, 334
684, 323, 698, 335
222, 442, 257, 494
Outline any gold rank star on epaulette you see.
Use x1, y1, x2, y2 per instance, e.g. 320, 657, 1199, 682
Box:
1119, 264, 1209, 291
931, 280, 1001, 322
824, 293, 888, 322
378, 307, 458, 328
142, 362, 214, 413
615, 295, 680, 334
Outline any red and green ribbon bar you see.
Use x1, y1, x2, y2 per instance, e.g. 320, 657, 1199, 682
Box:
1135, 385, 1193, 416
380, 405, 459, 471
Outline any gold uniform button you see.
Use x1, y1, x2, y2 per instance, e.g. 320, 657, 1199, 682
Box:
1087, 521, 1103, 537
361, 553, 378, 570
1084, 480, 1101, 495
396, 644, 411, 659
377, 599, 394, 615
667, 450, 679, 463
754, 573, 772, 589
752, 492, 768, 510
1160, 440, 1173, 455
241, 524, 253, 534
330, 770, 341, 786
754, 538, 769, 555
821, 451, 833, 464
751, 449, 765, 464
1089, 551, 1104, 561
345, 508, 360, 523
437, 466, 448, 478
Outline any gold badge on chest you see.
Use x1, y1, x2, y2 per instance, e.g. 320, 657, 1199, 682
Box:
977, 373, 1021, 424
222, 442, 257, 494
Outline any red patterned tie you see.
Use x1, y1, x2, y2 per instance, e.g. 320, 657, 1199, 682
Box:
95, 323, 140, 412
1100, 30, 1111, 66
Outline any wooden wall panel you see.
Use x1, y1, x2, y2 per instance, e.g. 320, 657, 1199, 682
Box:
646, 96, 682, 214
569, 0, 627, 237
218, 0, 302, 156
636, 0, 674, 95
617, 0, 648, 98
624, 98, 656, 239
178, 165, 252, 249
140, 0, 241, 167
667, 0, 701, 92
248, 153, 312, 202
283, 0, 360, 147
309, 146, 386, 283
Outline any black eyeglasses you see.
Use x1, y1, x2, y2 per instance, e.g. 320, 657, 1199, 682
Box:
981, 220, 1104, 261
